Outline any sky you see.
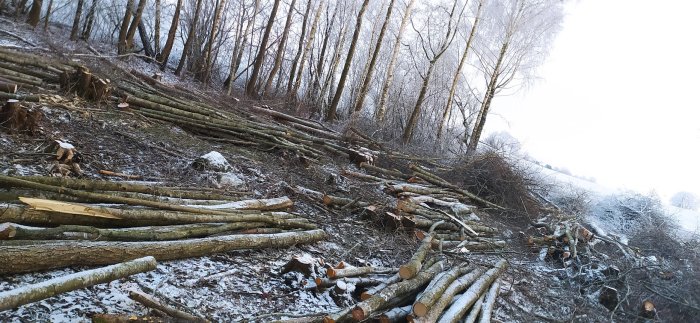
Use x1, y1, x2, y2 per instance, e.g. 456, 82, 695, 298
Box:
485, 0, 700, 202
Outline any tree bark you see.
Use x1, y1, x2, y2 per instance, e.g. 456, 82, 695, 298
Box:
0, 256, 157, 311
326, 266, 395, 279
128, 290, 207, 322
286, 0, 313, 93
351, 261, 444, 321
412, 265, 473, 317
379, 305, 412, 323
117, 0, 134, 54
125, 0, 148, 51
477, 280, 500, 323
352, 0, 394, 113
463, 293, 485, 323
81, 0, 97, 40
414, 267, 486, 323
262, 0, 296, 96
69, 0, 84, 40
436, 259, 508, 323
375, 0, 416, 122
153, 0, 161, 56
24, 0, 41, 27
42, 0, 53, 31
197, 0, 226, 82
0, 229, 326, 274
437, 1, 482, 139
174, 0, 203, 75
158, 0, 182, 69
246, 0, 281, 97
325, 0, 370, 121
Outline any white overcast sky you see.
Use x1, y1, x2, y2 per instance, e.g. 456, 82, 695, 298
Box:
485, 0, 700, 201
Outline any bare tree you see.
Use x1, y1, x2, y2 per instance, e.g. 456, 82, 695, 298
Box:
291, 0, 323, 98
154, 0, 161, 55
25, 0, 42, 28
224, 0, 260, 93
402, 0, 467, 143
325, 0, 370, 121
117, 0, 134, 54
263, 0, 297, 96
175, 0, 204, 75
437, 0, 483, 140
287, 0, 314, 94
124, 0, 148, 52
69, 0, 84, 39
352, 0, 395, 114
375, 0, 417, 122
81, 0, 98, 40
670, 192, 699, 210
467, 0, 563, 153
43, 0, 53, 31
158, 0, 182, 70
246, 0, 282, 97
197, 0, 227, 82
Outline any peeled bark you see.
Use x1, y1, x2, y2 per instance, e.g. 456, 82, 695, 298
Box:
0, 256, 157, 311
0, 229, 326, 274
437, 259, 508, 323
351, 261, 444, 321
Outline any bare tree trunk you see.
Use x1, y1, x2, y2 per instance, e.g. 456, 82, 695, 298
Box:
42, 0, 53, 31
137, 19, 155, 57
437, 0, 482, 140
325, 0, 370, 121
117, 0, 134, 54
197, 0, 226, 83
298, 0, 328, 100
153, 0, 160, 56
124, 0, 148, 51
375, 0, 416, 122
174, 0, 203, 76
25, 0, 41, 28
467, 41, 509, 153
352, 0, 395, 114
262, 0, 296, 96
158, 0, 182, 70
286, 0, 313, 93
224, 0, 260, 93
69, 0, 84, 39
246, 0, 282, 97
80, 0, 97, 40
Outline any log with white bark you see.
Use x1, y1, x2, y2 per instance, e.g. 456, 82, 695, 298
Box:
360, 274, 401, 300
187, 196, 293, 211
398, 221, 443, 279
437, 259, 508, 323
463, 293, 485, 323
409, 165, 504, 210
0, 256, 157, 311
477, 280, 500, 323
0, 229, 326, 274
313, 277, 383, 289
350, 261, 445, 321
378, 305, 412, 323
326, 266, 396, 279
413, 268, 486, 323
412, 265, 474, 317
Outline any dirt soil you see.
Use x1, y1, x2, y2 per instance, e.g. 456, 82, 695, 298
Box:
0, 21, 611, 322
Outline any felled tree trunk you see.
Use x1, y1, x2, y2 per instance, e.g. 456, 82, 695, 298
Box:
0, 229, 326, 274
128, 290, 207, 322
0, 256, 157, 311
327, 266, 395, 279
412, 265, 473, 317
351, 261, 444, 321
399, 222, 443, 279
415, 268, 486, 323
378, 305, 412, 323
477, 280, 500, 323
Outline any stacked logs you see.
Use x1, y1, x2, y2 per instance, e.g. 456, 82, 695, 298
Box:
281, 233, 508, 323
0, 175, 326, 275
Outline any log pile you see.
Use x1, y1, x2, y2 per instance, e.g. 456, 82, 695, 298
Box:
281, 242, 509, 322
0, 175, 327, 275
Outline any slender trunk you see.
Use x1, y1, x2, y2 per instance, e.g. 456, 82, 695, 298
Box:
224, 0, 257, 93
154, 0, 160, 56
401, 61, 436, 143
262, 0, 296, 96
467, 41, 509, 153
16, 0, 29, 20
317, 13, 348, 109
80, 0, 97, 40
125, 0, 148, 51
69, 0, 83, 39
25, 0, 41, 28
137, 19, 155, 57
352, 0, 395, 114
246, 0, 282, 97
375, 0, 416, 122
117, 0, 134, 54
286, 0, 313, 93
158, 0, 182, 69
298, 0, 327, 99
437, 1, 482, 139
325, 0, 370, 121
175, 0, 203, 76
197, 0, 227, 83
42, 0, 53, 31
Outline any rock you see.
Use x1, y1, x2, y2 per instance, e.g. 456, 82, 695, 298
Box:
192, 151, 232, 172
218, 172, 244, 188
599, 285, 619, 311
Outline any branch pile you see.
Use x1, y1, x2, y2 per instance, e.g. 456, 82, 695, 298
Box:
0, 175, 326, 275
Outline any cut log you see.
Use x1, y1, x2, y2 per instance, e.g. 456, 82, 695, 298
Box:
91, 314, 181, 323
351, 261, 445, 321
399, 222, 443, 279
0, 256, 157, 311
409, 165, 504, 210
0, 229, 326, 274
379, 305, 412, 323
282, 254, 322, 277
477, 280, 500, 323
327, 266, 396, 279
414, 268, 486, 323
190, 196, 293, 211
3, 222, 270, 241
314, 277, 382, 289
640, 299, 656, 318
463, 293, 485, 323
129, 290, 208, 322
0, 80, 17, 93
0, 222, 17, 239
436, 259, 508, 323
412, 265, 473, 317
361, 274, 401, 300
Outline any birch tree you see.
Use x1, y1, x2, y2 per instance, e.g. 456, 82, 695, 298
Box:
246, 0, 282, 97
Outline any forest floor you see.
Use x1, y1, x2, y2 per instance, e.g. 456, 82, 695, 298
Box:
1, 19, 617, 322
